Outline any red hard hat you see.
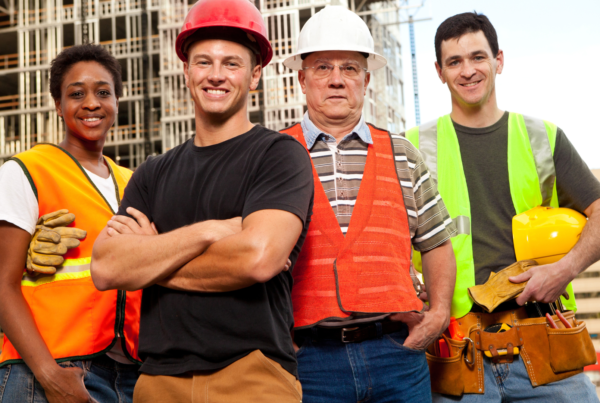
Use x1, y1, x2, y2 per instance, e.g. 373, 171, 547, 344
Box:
175, 0, 273, 67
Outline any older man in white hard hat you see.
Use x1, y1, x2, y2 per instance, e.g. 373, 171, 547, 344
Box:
281, 6, 457, 402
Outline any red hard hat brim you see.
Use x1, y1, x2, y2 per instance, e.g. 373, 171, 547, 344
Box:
176, 25, 273, 67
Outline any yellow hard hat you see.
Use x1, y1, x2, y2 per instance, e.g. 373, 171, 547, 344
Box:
513, 206, 587, 265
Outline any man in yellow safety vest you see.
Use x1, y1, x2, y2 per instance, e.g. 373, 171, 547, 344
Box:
406, 12, 600, 402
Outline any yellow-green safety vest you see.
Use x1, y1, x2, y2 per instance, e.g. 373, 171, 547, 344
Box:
406, 113, 576, 318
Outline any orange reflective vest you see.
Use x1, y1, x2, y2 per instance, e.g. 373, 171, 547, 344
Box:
0, 144, 142, 366
281, 123, 423, 329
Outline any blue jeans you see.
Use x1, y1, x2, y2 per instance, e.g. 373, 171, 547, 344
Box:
296, 326, 432, 403
0, 354, 139, 403
433, 354, 599, 403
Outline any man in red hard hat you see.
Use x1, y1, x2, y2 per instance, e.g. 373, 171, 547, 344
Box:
91, 0, 313, 401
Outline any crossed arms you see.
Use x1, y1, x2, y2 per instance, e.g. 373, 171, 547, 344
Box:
91, 207, 302, 292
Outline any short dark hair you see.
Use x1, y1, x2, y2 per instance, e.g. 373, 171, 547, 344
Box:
50, 44, 123, 101
435, 12, 499, 67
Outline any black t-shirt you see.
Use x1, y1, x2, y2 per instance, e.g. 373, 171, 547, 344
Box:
453, 112, 600, 285
117, 125, 314, 377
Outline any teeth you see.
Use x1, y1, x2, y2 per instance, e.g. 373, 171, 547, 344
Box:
207, 89, 227, 94
463, 82, 480, 87
83, 118, 101, 122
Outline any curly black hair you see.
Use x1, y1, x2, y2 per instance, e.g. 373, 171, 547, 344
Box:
50, 44, 123, 101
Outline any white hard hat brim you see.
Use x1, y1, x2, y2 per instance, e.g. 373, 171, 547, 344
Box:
283, 49, 387, 71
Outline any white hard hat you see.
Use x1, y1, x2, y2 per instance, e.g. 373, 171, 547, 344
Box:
282, 5, 387, 71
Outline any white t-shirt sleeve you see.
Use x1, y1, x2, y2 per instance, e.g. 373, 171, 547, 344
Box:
0, 160, 39, 235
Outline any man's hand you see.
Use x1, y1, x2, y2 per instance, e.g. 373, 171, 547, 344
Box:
509, 262, 574, 305
417, 284, 429, 309
389, 310, 449, 351
107, 207, 158, 236
39, 365, 97, 403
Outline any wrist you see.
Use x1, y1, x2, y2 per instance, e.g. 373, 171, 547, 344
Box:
34, 360, 62, 387
191, 221, 219, 250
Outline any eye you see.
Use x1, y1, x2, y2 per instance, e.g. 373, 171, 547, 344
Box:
448, 60, 459, 66
344, 65, 359, 73
474, 56, 485, 61
98, 90, 111, 96
70, 91, 83, 98
316, 64, 330, 71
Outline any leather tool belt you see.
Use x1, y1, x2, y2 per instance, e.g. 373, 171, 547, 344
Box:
426, 308, 597, 396
295, 320, 406, 344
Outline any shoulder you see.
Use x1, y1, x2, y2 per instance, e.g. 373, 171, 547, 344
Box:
252, 125, 308, 154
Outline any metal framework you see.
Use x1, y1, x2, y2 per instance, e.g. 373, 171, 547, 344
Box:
0, 0, 408, 166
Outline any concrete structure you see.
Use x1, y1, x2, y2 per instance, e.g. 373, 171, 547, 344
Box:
0, 0, 408, 167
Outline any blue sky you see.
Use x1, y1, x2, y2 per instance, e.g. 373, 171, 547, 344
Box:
398, 0, 600, 168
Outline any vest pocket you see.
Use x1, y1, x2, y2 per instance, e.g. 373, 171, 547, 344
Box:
426, 337, 468, 396
547, 320, 597, 373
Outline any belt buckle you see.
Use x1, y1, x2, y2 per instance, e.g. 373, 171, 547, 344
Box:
341, 327, 359, 343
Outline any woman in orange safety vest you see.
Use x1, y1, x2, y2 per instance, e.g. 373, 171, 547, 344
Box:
0, 44, 142, 403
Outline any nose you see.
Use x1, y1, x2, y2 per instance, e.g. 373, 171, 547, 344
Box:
328, 65, 345, 88
208, 62, 226, 84
82, 92, 100, 110
460, 59, 477, 79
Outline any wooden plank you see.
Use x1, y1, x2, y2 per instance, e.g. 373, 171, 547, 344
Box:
576, 298, 600, 314
587, 262, 600, 273
573, 277, 600, 293
584, 319, 600, 335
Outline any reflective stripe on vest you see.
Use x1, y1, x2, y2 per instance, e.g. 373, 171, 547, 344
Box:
406, 113, 575, 318
0, 144, 142, 366
21, 257, 91, 286
282, 123, 423, 329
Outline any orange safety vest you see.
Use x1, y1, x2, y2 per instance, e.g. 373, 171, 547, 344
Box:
281, 123, 423, 329
0, 144, 142, 366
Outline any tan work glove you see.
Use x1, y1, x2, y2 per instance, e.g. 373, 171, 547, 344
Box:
26, 209, 87, 275
468, 260, 538, 313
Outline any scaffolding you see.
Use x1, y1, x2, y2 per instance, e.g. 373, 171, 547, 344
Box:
0, 0, 408, 166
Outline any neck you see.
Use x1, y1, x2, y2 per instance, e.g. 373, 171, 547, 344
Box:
193, 105, 254, 147
449, 90, 504, 128
59, 133, 105, 168
308, 110, 361, 143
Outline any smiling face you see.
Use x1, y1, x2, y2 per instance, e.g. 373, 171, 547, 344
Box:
184, 39, 261, 122
435, 30, 504, 109
298, 51, 370, 128
55, 61, 118, 144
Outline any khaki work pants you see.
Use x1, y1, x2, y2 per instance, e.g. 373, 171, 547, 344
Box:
133, 350, 302, 403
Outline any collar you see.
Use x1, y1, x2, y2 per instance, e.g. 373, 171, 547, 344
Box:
300, 112, 372, 149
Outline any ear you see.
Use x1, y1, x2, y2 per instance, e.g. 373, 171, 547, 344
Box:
363, 72, 371, 95
55, 98, 63, 118
249, 64, 262, 91
435, 61, 446, 84
183, 62, 190, 88
495, 49, 504, 75
115, 98, 119, 114
298, 70, 307, 94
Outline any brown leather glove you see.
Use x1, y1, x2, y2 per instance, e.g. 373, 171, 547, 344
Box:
468, 260, 538, 313
27, 210, 87, 275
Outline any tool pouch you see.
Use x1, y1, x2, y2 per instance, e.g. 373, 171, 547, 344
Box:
471, 324, 523, 364
426, 335, 472, 396
547, 319, 597, 373
426, 309, 598, 396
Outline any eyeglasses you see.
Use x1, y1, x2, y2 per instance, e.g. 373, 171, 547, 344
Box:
302, 62, 368, 79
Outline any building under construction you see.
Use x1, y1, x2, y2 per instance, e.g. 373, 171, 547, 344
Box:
0, 0, 408, 167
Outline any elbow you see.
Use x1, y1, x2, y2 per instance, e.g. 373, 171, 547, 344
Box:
90, 247, 118, 291
90, 260, 114, 291
244, 244, 285, 284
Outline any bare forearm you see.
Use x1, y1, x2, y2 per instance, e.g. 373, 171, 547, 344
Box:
421, 240, 456, 317
560, 199, 600, 277
160, 230, 282, 292
91, 224, 214, 291
160, 210, 302, 292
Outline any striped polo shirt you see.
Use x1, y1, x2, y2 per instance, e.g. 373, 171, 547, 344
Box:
301, 112, 456, 252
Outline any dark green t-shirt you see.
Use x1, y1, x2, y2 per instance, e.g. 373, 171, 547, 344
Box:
453, 112, 600, 285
